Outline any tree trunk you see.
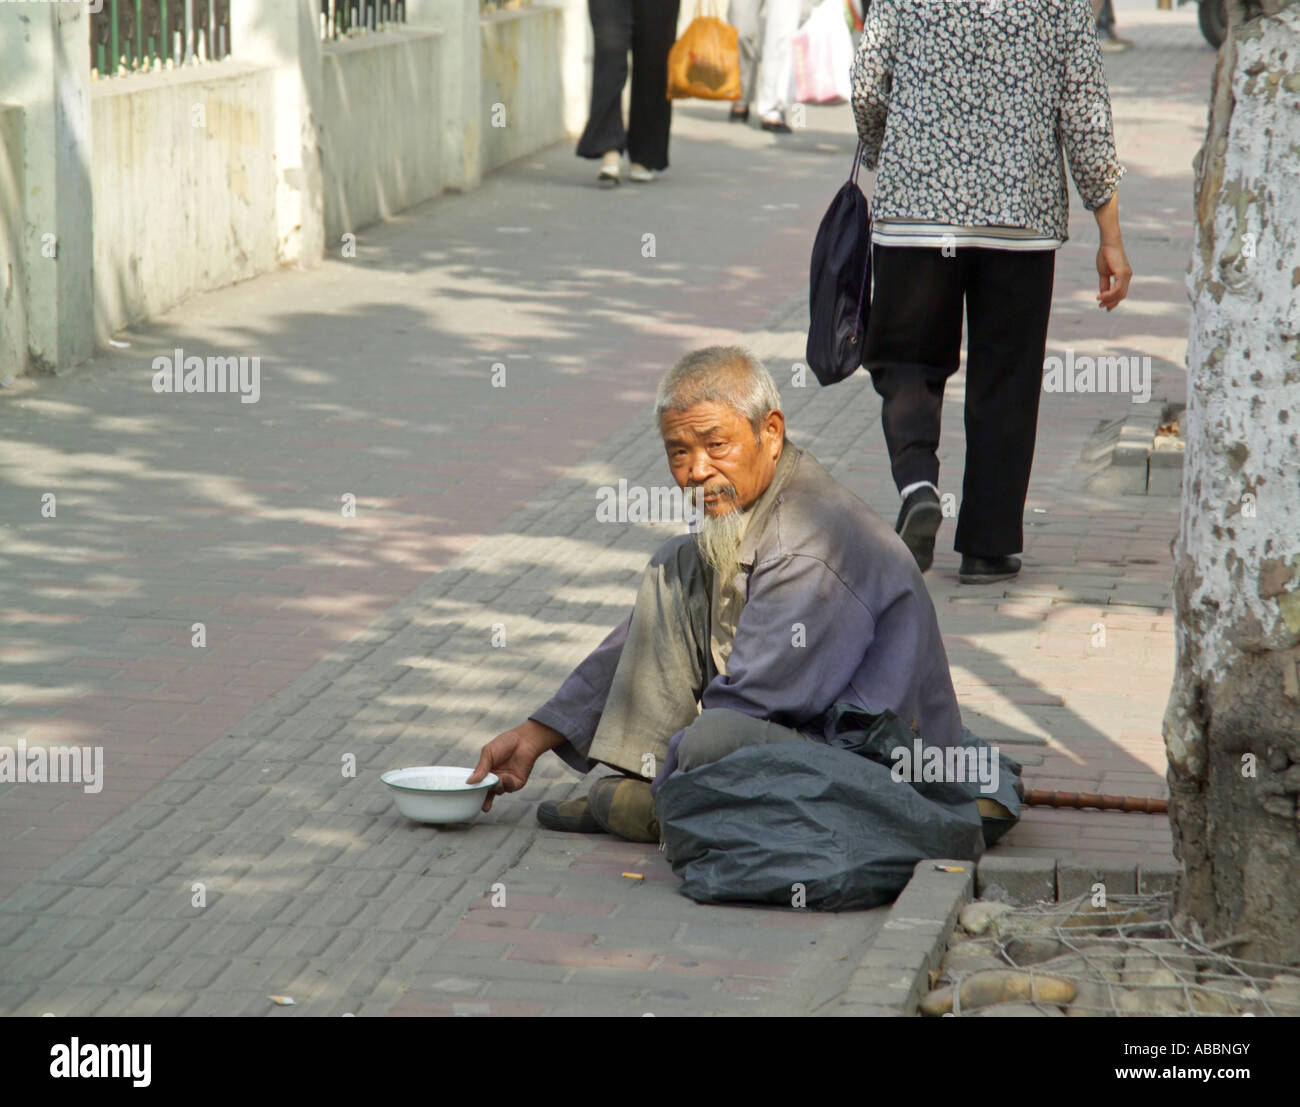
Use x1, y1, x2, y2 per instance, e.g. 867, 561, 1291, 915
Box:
1164, 0, 1300, 963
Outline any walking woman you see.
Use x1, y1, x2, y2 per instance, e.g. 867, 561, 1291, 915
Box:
577, 0, 682, 185
852, 0, 1132, 584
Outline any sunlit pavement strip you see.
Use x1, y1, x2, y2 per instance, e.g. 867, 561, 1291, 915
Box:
0, 11, 1210, 1015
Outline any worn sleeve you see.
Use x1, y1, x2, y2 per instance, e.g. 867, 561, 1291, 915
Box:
529, 612, 631, 774
700, 554, 876, 727
850, 0, 900, 170
1057, 0, 1126, 210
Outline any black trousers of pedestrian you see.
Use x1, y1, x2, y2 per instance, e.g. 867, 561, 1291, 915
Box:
576, 0, 681, 171
862, 244, 1056, 557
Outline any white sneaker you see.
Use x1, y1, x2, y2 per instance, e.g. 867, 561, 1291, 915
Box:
629, 163, 656, 183
598, 151, 622, 186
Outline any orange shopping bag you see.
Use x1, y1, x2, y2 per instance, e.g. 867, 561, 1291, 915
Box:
667, 2, 741, 101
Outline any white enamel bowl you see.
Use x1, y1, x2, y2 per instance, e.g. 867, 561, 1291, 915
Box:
381, 766, 498, 824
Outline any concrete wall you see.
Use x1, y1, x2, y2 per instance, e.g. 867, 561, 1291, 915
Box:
405, 0, 481, 193
2, 0, 580, 375
0, 6, 95, 375
0, 105, 25, 384
91, 63, 279, 341
481, 5, 565, 173
320, 28, 445, 243
229, 0, 326, 268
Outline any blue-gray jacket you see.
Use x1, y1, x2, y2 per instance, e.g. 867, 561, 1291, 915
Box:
532, 443, 963, 779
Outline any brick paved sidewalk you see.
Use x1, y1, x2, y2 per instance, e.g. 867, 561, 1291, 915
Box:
0, 10, 1214, 1015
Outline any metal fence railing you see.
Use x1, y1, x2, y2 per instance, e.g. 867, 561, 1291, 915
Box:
91, 1, 232, 79
319, 1, 407, 42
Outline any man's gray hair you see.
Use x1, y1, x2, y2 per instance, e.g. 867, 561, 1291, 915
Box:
653, 346, 782, 438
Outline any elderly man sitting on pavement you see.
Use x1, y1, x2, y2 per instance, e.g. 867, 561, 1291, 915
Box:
468, 346, 963, 842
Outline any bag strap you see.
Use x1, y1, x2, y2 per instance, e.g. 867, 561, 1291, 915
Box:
851, 228, 872, 342
850, 139, 872, 344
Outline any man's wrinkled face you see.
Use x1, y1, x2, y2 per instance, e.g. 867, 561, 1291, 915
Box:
660, 401, 784, 517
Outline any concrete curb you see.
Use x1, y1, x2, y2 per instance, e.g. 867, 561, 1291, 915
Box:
822, 854, 1182, 1017
1082, 395, 1186, 497
823, 859, 975, 1017
976, 854, 1180, 906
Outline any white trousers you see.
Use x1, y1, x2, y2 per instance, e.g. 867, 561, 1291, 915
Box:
727, 0, 804, 118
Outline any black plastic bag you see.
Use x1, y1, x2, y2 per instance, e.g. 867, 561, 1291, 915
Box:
656, 712, 1022, 911
823, 705, 1025, 847
805, 140, 872, 387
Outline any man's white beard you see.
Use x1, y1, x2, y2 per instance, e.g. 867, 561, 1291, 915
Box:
695, 503, 747, 585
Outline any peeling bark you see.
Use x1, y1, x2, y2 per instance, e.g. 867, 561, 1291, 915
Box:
1165, 0, 1300, 962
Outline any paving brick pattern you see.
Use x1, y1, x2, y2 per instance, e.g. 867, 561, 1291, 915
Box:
0, 11, 1214, 1014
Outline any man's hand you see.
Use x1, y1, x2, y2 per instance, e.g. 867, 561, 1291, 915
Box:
1096, 242, 1132, 311
467, 719, 565, 812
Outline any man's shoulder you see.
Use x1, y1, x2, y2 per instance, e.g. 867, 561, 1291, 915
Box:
779, 446, 887, 530
766, 447, 915, 582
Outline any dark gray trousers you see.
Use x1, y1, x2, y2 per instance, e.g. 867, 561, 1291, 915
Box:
863, 244, 1056, 557
575, 0, 680, 170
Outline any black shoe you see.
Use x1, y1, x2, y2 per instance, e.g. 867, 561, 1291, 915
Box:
958, 554, 1022, 584
761, 118, 792, 134
729, 106, 750, 123
536, 793, 605, 833
894, 486, 943, 572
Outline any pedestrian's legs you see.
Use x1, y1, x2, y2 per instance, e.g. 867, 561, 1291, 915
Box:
728, 0, 762, 107
627, 0, 680, 170
862, 244, 966, 493
955, 248, 1056, 557
576, 0, 635, 160
674, 708, 814, 773
754, 0, 801, 120
1097, 0, 1116, 36
586, 534, 715, 777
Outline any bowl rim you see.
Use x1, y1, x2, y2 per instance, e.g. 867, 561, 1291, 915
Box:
381, 766, 498, 794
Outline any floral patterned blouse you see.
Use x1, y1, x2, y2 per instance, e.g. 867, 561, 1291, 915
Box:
850, 0, 1127, 243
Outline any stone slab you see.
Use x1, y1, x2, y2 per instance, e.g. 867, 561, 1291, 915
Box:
976, 855, 1057, 905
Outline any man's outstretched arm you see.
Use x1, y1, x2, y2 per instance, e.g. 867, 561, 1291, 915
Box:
467, 719, 565, 812
528, 612, 632, 770
466, 612, 632, 810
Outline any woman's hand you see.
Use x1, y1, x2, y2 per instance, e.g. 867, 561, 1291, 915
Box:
1092, 192, 1131, 311
1096, 242, 1132, 311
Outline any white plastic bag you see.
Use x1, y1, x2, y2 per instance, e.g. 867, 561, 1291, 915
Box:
792, 0, 854, 104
